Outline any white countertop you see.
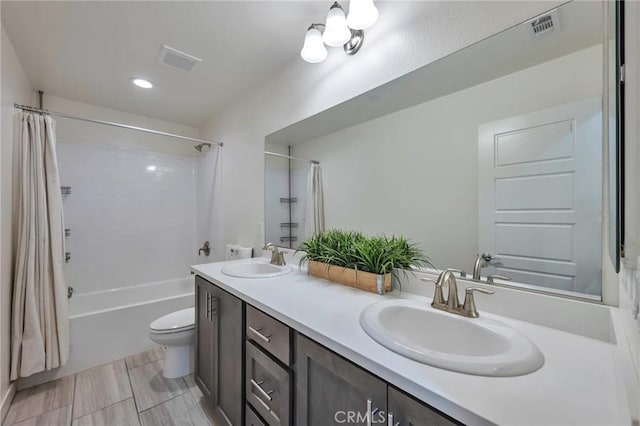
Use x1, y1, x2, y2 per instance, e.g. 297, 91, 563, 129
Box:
191, 259, 632, 426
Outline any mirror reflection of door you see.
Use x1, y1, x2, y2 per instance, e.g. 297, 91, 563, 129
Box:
478, 99, 602, 296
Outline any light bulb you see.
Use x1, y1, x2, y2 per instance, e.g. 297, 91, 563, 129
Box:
347, 0, 379, 30
300, 26, 328, 63
323, 3, 351, 47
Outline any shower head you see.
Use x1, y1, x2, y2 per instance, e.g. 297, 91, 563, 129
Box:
194, 143, 212, 154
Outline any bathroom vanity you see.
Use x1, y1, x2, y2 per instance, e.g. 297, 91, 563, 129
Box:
194, 272, 457, 426
192, 258, 633, 426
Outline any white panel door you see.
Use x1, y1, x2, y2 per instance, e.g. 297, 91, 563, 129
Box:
478, 99, 602, 296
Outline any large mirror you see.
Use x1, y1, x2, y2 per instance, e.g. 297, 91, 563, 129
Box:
265, 1, 620, 300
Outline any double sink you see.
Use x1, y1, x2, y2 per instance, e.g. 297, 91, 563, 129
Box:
221, 259, 544, 377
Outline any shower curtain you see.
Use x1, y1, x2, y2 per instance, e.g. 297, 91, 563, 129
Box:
10, 112, 69, 379
305, 163, 325, 237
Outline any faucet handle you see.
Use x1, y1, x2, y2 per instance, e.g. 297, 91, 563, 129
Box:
427, 277, 446, 307
461, 287, 495, 318
447, 268, 467, 278
486, 274, 511, 284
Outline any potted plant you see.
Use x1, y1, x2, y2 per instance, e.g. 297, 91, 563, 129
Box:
297, 230, 430, 294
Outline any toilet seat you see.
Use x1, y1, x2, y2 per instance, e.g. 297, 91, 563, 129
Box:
150, 307, 195, 334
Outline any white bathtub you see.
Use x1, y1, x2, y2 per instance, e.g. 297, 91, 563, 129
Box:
18, 276, 194, 390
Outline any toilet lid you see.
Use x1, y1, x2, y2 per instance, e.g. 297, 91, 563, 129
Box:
150, 307, 195, 332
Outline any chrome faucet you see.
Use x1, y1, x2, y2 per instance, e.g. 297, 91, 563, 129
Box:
472, 253, 494, 280
431, 268, 494, 318
263, 243, 286, 266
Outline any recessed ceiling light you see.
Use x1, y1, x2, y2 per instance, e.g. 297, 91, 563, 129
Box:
130, 78, 153, 89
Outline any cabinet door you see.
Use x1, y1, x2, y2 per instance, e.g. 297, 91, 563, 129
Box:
194, 276, 216, 402
211, 284, 243, 426
387, 387, 459, 426
295, 333, 387, 426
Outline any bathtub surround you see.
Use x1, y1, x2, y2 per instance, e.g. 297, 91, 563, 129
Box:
56, 140, 198, 294
0, 23, 35, 420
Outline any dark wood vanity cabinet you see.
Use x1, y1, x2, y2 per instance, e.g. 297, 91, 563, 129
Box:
295, 333, 460, 426
388, 387, 458, 426
194, 276, 243, 425
295, 333, 387, 425
195, 276, 215, 401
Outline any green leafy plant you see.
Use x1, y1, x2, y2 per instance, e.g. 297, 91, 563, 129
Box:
297, 230, 431, 280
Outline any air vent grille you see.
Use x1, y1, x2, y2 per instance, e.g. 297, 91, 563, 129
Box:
529, 9, 560, 38
158, 45, 202, 73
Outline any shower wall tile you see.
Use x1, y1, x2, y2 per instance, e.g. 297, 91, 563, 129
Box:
56, 140, 198, 295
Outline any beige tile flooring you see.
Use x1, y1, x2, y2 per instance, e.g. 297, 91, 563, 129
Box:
4, 347, 220, 426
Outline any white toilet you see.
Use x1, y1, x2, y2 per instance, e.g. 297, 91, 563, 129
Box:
149, 307, 195, 379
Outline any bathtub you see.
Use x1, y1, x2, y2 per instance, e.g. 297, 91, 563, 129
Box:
18, 276, 194, 390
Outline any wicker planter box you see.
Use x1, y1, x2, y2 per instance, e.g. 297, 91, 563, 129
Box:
308, 260, 392, 295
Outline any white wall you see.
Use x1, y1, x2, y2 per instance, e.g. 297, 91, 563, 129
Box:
292, 45, 601, 283
197, 1, 566, 259
0, 24, 34, 418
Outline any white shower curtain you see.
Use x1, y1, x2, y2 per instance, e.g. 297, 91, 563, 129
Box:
10, 112, 69, 379
305, 163, 325, 237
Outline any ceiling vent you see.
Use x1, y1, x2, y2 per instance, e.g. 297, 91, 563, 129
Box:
529, 9, 560, 39
158, 45, 202, 73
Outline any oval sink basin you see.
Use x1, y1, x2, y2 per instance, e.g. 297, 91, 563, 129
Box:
360, 299, 544, 376
221, 260, 292, 279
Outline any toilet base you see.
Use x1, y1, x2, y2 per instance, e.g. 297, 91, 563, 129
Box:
162, 344, 194, 379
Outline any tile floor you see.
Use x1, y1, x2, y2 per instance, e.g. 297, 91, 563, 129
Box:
3, 347, 220, 426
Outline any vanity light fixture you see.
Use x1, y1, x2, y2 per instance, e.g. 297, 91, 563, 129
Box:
301, 24, 328, 63
300, 0, 375, 63
347, 0, 379, 30
323, 2, 351, 47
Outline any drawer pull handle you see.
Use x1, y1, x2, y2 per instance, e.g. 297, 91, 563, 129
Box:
205, 292, 210, 321
366, 399, 381, 426
251, 378, 274, 402
388, 413, 400, 426
210, 296, 219, 318
248, 326, 272, 343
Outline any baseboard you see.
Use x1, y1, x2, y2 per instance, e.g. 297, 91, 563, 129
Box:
0, 382, 16, 424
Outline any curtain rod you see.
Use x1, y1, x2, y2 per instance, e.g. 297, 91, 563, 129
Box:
13, 103, 223, 147
265, 151, 319, 164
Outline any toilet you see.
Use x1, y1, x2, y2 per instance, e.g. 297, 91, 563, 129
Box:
149, 307, 195, 379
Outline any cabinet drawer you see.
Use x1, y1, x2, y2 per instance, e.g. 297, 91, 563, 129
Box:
246, 404, 267, 426
246, 305, 291, 365
246, 341, 291, 426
